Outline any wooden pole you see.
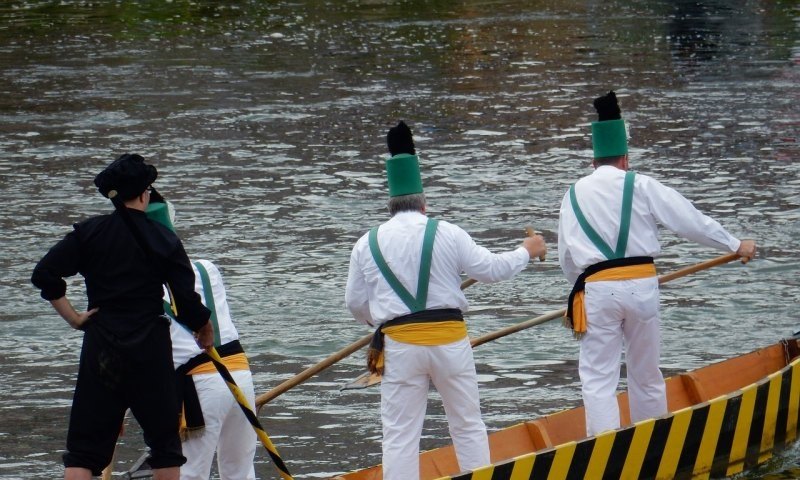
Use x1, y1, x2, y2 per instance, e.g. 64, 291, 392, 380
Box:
255, 334, 372, 409
656, 252, 741, 284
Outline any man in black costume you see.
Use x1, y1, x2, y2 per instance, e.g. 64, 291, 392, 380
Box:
32, 153, 213, 480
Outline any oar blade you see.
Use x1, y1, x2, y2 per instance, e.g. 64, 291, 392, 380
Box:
341, 371, 382, 390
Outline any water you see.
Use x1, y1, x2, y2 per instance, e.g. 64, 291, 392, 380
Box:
0, 0, 798, 478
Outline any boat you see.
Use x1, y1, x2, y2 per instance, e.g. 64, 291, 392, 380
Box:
331, 336, 800, 480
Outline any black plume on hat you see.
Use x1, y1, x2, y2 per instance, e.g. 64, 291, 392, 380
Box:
149, 187, 166, 204
593, 91, 622, 121
387, 121, 416, 156
94, 153, 157, 201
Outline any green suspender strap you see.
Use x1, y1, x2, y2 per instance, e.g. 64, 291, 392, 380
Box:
569, 171, 636, 260
194, 261, 222, 347
163, 300, 175, 319
615, 171, 636, 257
368, 218, 439, 313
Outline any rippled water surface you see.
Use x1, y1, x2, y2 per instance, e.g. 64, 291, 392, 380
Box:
1, 1, 798, 478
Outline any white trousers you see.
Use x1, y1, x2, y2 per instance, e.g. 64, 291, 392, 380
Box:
180, 369, 257, 480
380, 336, 490, 480
579, 277, 667, 436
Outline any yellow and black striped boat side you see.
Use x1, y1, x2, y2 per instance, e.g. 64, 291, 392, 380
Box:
441, 356, 800, 480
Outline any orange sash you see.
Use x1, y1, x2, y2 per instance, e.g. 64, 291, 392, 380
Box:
565, 263, 656, 339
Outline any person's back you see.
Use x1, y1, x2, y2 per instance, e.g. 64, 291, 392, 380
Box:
350, 211, 534, 323
560, 166, 742, 283
59, 210, 182, 333
168, 260, 244, 368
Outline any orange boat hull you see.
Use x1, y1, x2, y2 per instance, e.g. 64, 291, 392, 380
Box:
332, 338, 800, 480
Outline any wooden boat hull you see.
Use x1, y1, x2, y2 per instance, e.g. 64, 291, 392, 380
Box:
333, 338, 800, 480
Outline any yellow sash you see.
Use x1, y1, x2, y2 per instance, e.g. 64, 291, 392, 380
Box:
370, 320, 467, 373
383, 320, 467, 345
569, 263, 657, 338
179, 352, 250, 438
186, 352, 250, 375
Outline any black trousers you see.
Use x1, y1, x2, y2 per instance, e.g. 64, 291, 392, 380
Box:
63, 321, 185, 475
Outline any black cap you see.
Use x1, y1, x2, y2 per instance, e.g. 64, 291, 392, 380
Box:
387, 121, 416, 156
94, 153, 158, 201
593, 91, 622, 121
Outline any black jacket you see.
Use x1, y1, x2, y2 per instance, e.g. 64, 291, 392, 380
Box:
32, 208, 210, 339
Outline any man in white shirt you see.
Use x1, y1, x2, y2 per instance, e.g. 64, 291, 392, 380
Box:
146, 200, 256, 480
345, 121, 547, 480
557, 91, 757, 436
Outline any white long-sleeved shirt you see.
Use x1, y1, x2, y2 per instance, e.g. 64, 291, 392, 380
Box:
558, 166, 741, 284
168, 259, 241, 369
345, 211, 530, 327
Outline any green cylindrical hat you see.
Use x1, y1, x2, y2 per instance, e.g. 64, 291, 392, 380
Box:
386, 153, 423, 197
145, 202, 175, 232
591, 119, 628, 158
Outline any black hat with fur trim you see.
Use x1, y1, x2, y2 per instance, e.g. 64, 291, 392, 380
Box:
94, 153, 157, 201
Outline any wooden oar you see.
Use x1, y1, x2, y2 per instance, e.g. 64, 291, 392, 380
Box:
341, 251, 744, 390
656, 252, 745, 282
101, 445, 117, 480
256, 332, 372, 409
255, 227, 543, 408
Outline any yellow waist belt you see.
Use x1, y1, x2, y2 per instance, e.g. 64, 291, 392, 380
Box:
566, 263, 657, 339
187, 352, 250, 375
179, 349, 250, 440
383, 320, 468, 345
369, 320, 468, 375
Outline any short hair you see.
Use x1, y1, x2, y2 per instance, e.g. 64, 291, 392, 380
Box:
388, 193, 426, 216
594, 154, 626, 166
